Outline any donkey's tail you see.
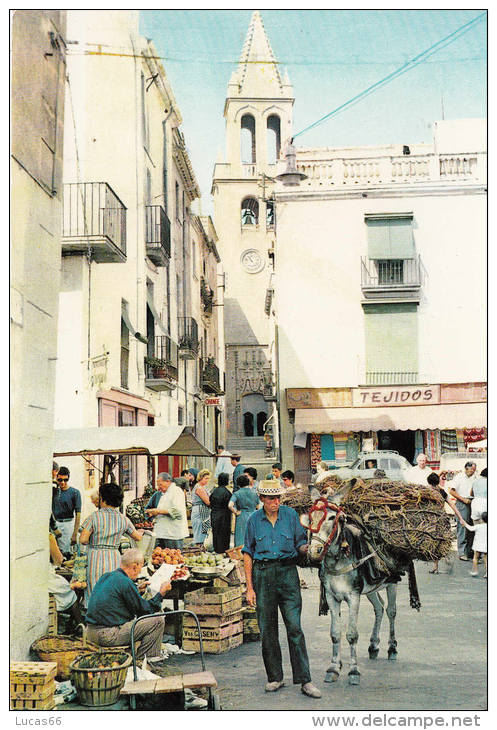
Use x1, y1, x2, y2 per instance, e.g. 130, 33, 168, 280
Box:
408, 561, 421, 611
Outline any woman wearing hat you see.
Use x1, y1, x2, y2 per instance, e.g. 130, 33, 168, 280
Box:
242, 480, 321, 699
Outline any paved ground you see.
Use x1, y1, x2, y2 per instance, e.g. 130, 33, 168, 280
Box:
59, 555, 487, 713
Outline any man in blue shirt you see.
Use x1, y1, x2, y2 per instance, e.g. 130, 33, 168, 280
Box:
86, 548, 171, 660
52, 466, 81, 555
242, 480, 321, 698
231, 454, 246, 491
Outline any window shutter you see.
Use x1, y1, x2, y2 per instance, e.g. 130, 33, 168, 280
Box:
366, 216, 414, 259
364, 303, 418, 374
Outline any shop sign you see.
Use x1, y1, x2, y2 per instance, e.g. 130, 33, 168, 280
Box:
204, 396, 221, 407
353, 384, 440, 408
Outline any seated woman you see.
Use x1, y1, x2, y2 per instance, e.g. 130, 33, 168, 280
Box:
210, 473, 232, 553
229, 474, 261, 548
79, 482, 143, 601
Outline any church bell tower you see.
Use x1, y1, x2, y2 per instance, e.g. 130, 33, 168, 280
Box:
212, 11, 294, 454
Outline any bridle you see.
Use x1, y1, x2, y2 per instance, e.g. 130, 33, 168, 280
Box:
305, 497, 346, 562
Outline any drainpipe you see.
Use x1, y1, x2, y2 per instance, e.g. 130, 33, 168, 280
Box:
131, 34, 144, 384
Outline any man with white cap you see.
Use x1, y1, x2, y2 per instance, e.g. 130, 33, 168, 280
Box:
242, 479, 321, 699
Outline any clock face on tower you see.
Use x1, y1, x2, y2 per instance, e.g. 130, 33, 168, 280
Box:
241, 248, 264, 274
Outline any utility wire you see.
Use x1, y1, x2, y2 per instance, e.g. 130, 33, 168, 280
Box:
293, 11, 486, 139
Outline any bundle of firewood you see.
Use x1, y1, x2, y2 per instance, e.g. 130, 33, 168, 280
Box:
279, 485, 314, 515
340, 479, 452, 562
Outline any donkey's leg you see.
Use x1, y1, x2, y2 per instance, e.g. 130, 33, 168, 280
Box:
324, 591, 342, 683
366, 590, 384, 660
345, 591, 361, 685
385, 583, 398, 660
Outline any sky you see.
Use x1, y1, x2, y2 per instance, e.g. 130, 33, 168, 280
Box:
139, 9, 486, 213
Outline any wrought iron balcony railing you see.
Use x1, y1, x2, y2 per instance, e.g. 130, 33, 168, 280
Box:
62, 182, 127, 262
200, 357, 223, 395
365, 371, 419, 385
145, 335, 178, 392
178, 317, 199, 359
361, 256, 422, 300
145, 205, 171, 266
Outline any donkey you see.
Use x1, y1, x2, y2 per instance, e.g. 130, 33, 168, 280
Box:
300, 483, 420, 686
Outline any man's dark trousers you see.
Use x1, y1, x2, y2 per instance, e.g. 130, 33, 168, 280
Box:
253, 560, 311, 684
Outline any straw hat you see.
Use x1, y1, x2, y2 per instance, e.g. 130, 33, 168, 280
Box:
258, 479, 286, 497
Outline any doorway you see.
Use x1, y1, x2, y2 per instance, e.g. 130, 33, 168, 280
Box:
242, 393, 268, 437
377, 430, 415, 463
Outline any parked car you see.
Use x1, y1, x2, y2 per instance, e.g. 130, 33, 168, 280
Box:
328, 450, 411, 482
439, 450, 487, 478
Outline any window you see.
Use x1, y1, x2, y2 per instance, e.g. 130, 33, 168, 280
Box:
175, 181, 180, 220
266, 200, 275, 228
118, 406, 136, 491
192, 239, 197, 277
162, 120, 168, 214
178, 406, 184, 425
241, 197, 259, 225
364, 302, 418, 383
266, 115, 281, 164
366, 214, 414, 259
120, 305, 130, 389
241, 114, 256, 163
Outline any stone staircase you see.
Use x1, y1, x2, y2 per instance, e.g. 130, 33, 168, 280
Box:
227, 437, 276, 474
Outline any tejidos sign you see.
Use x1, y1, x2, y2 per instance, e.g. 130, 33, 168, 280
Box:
352, 385, 440, 408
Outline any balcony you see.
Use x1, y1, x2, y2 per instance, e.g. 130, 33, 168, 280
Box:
62, 182, 126, 262
200, 357, 224, 395
145, 205, 171, 266
145, 336, 178, 392
200, 277, 214, 314
361, 256, 422, 301
366, 372, 418, 385
178, 317, 199, 359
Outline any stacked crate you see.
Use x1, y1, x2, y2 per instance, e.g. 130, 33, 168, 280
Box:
183, 585, 243, 654
10, 662, 57, 710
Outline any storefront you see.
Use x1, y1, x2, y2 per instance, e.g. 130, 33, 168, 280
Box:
287, 382, 486, 483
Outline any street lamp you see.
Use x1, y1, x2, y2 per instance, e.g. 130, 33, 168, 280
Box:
275, 140, 308, 186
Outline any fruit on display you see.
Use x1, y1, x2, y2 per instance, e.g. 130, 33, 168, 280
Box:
133, 521, 154, 529
70, 580, 87, 589
171, 566, 189, 580
184, 552, 225, 568
151, 547, 185, 566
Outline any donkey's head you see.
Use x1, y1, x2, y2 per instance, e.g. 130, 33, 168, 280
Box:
300, 480, 354, 562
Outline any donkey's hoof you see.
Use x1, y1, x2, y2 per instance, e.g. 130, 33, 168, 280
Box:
387, 650, 398, 661
325, 671, 340, 683
368, 647, 379, 660
348, 671, 360, 686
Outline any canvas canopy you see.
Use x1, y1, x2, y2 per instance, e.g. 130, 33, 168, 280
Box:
53, 426, 215, 457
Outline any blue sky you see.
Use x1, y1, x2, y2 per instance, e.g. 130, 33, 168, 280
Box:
140, 10, 487, 211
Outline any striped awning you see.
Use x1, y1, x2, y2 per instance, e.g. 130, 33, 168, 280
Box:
294, 402, 486, 434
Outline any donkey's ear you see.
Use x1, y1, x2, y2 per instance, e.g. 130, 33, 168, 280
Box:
300, 513, 310, 529
331, 479, 353, 505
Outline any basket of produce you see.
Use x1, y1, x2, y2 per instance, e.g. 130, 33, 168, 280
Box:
185, 552, 228, 577
31, 635, 100, 681
150, 546, 185, 567
126, 500, 149, 526
70, 650, 132, 707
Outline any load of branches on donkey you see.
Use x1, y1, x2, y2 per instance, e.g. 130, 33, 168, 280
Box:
299, 476, 452, 685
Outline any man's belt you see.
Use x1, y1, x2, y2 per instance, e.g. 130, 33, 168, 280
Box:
56, 517, 74, 522
254, 557, 297, 566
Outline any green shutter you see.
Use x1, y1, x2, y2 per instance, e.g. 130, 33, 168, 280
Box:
364, 303, 418, 373
366, 217, 414, 259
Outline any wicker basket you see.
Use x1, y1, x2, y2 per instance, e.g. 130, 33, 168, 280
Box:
31, 635, 100, 681
47, 594, 57, 637
70, 651, 132, 707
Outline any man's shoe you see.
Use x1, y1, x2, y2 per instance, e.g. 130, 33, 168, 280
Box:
301, 682, 322, 698
470, 571, 478, 577
184, 690, 208, 710
265, 680, 284, 692
459, 555, 470, 561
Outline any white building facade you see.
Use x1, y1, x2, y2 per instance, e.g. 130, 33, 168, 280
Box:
273, 120, 486, 480
55, 10, 224, 510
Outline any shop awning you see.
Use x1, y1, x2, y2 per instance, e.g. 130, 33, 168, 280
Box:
53, 426, 215, 457
294, 402, 487, 434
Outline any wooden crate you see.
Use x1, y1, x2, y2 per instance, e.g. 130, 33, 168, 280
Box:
184, 585, 242, 606
184, 596, 242, 616
10, 696, 56, 710
183, 619, 243, 641
182, 631, 243, 654
10, 662, 57, 685
183, 610, 243, 629
10, 680, 56, 700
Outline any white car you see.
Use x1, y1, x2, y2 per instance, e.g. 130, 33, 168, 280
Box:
329, 450, 411, 482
